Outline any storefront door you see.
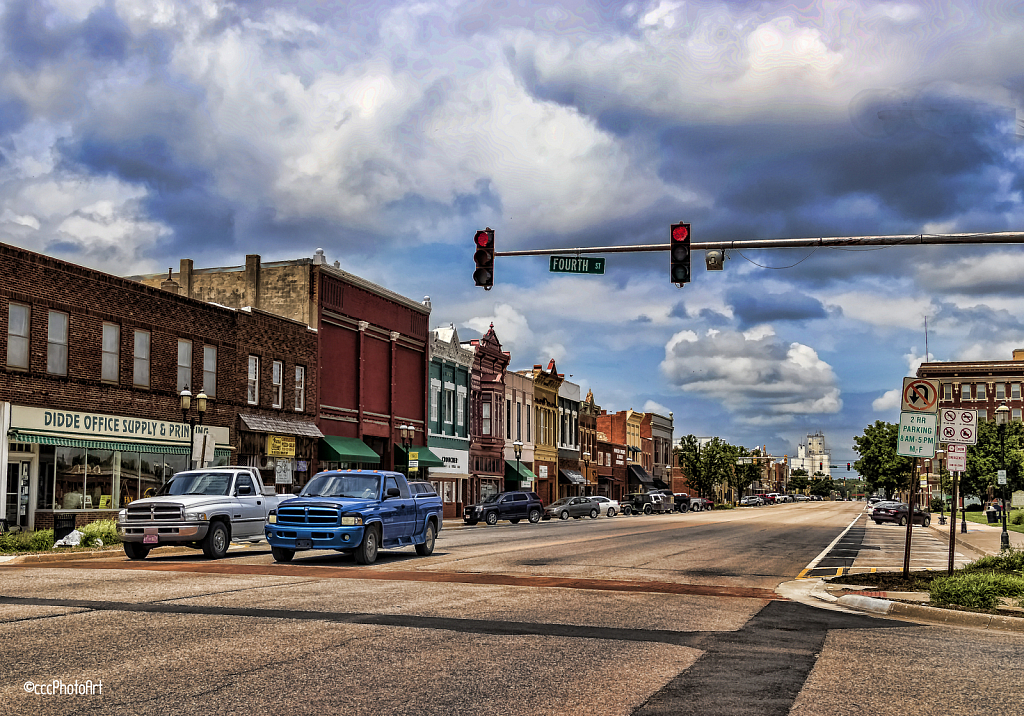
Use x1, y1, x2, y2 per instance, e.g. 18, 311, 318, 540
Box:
5, 461, 30, 529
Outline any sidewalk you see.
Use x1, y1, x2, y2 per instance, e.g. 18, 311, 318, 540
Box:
923, 514, 1024, 558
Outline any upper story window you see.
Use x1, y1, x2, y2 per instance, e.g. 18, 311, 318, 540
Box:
516, 401, 522, 441
177, 339, 192, 392
430, 380, 440, 423
942, 383, 952, 401
1014, 408, 1022, 422
133, 330, 150, 388
272, 360, 283, 409
961, 383, 971, 400
295, 366, 305, 412
7, 302, 30, 370
47, 310, 68, 376
506, 398, 512, 439
203, 345, 217, 398
977, 383, 987, 400
102, 323, 119, 383
1014, 383, 1022, 400
444, 388, 454, 425
996, 383, 1006, 400
481, 401, 491, 435
457, 387, 466, 427
247, 356, 259, 405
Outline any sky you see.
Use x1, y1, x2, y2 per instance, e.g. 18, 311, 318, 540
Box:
3, 0, 1024, 470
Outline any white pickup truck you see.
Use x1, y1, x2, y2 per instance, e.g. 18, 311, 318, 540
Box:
116, 466, 284, 560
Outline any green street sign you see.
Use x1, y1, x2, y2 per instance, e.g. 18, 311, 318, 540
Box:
549, 256, 606, 275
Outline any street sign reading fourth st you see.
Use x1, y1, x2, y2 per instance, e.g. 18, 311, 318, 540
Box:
549, 256, 606, 275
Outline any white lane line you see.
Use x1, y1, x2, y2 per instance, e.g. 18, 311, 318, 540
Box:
801, 512, 864, 574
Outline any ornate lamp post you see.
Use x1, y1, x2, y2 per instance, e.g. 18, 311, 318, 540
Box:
399, 424, 414, 477
179, 388, 208, 467
513, 439, 523, 490
995, 404, 1011, 551
582, 451, 591, 497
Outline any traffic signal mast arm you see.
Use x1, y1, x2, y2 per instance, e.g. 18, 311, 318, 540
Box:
491, 230, 1024, 257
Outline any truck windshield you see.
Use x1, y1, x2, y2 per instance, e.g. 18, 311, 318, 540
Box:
301, 474, 380, 499
156, 472, 233, 496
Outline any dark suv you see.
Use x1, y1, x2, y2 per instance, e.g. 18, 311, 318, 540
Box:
464, 491, 544, 526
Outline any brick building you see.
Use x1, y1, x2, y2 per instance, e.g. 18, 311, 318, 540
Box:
428, 324, 473, 518
503, 369, 536, 493
133, 249, 432, 476
1, 242, 318, 533
524, 360, 563, 505
462, 325, 509, 503
597, 408, 659, 492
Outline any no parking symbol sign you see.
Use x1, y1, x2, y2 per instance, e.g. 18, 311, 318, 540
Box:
939, 409, 977, 445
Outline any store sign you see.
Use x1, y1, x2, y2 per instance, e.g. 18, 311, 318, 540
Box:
429, 447, 468, 474
266, 434, 296, 457
10, 405, 229, 447
275, 458, 294, 485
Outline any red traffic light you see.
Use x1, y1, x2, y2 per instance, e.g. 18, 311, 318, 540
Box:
670, 222, 691, 286
847, 462, 851, 471
473, 228, 495, 289
671, 224, 689, 242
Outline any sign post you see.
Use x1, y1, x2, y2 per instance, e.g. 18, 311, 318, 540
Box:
898, 378, 939, 578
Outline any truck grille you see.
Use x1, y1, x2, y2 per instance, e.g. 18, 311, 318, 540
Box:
125, 504, 184, 521
277, 505, 339, 525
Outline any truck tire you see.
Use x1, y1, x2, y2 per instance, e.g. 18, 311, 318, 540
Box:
692, 502, 703, 512
354, 525, 380, 564
528, 508, 542, 524
679, 503, 688, 513
415, 521, 436, 556
643, 504, 652, 515
485, 511, 499, 526
271, 546, 295, 562
123, 542, 150, 560
621, 504, 632, 516
589, 508, 599, 519
202, 521, 230, 559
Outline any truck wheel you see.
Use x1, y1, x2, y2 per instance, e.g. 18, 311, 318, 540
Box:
123, 542, 150, 560
559, 510, 569, 520
354, 525, 380, 565
202, 521, 230, 559
528, 509, 542, 524
589, 508, 599, 519
679, 503, 688, 513
644, 504, 652, 515
622, 504, 632, 516
607, 508, 616, 518
415, 521, 436, 556
485, 511, 499, 526
271, 546, 295, 563
692, 502, 702, 512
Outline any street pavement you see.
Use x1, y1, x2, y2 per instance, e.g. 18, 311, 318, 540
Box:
2, 501, 1023, 715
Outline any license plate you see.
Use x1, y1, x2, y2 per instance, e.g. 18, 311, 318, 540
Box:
143, 535, 158, 544
295, 539, 312, 550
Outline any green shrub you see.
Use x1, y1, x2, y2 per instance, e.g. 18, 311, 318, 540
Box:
0, 529, 54, 553
715, 503, 734, 510
1012, 510, 1024, 526
78, 519, 120, 547
30, 529, 54, 551
964, 547, 1024, 573
965, 504, 983, 512
930, 572, 1024, 610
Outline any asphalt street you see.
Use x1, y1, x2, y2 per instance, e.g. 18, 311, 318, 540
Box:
2, 501, 1022, 715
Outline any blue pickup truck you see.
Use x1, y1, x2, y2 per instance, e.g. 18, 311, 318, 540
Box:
264, 470, 443, 564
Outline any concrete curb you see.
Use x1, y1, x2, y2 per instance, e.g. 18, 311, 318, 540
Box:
833, 593, 1024, 633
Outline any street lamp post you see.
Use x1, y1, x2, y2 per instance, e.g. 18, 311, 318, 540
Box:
179, 388, 208, 467
996, 404, 1011, 551
399, 424, 413, 477
582, 451, 590, 497
513, 439, 523, 492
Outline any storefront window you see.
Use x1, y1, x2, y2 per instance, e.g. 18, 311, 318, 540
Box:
139, 455, 160, 499
121, 453, 140, 505
162, 453, 188, 482
56, 446, 88, 509
85, 450, 116, 510
37, 447, 56, 510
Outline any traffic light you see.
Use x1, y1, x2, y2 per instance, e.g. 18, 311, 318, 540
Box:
819, 461, 822, 471
847, 462, 851, 471
670, 222, 691, 286
473, 228, 494, 289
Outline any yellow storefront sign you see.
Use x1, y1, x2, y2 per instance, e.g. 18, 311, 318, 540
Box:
267, 435, 296, 457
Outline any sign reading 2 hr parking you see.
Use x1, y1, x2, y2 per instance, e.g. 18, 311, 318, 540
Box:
898, 411, 936, 457
939, 409, 978, 446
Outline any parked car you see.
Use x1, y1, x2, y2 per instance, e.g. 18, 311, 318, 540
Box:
691, 496, 714, 511
739, 495, 764, 506
588, 495, 620, 517
543, 496, 600, 521
871, 503, 931, 526
794, 494, 811, 502
621, 492, 675, 515
465, 491, 544, 525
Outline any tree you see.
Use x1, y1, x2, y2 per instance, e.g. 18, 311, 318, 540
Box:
810, 476, 834, 497
678, 435, 733, 499
963, 418, 1024, 500
727, 445, 762, 500
853, 420, 914, 497
789, 473, 810, 491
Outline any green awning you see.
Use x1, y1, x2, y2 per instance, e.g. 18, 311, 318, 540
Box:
319, 436, 381, 464
8, 431, 190, 454
395, 444, 444, 468
505, 460, 537, 482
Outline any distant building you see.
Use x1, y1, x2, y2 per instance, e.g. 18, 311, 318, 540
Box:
462, 324, 509, 503
504, 370, 536, 493
791, 432, 831, 478
428, 324, 473, 518
917, 351, 1024, 422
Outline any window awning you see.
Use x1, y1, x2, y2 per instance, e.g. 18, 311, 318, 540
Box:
652, 477, 669, 489
505, 460, 537, 482
240, 415, 323, 438
318, 436, 381, 464
395, 444, 444, 468
559, 469, 586, 485
628, 464, 654, 484
7, 431, 190, 454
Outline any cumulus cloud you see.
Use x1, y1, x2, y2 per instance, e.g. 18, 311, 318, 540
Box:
660, 325, 841, 424
873, 388, 901, 411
